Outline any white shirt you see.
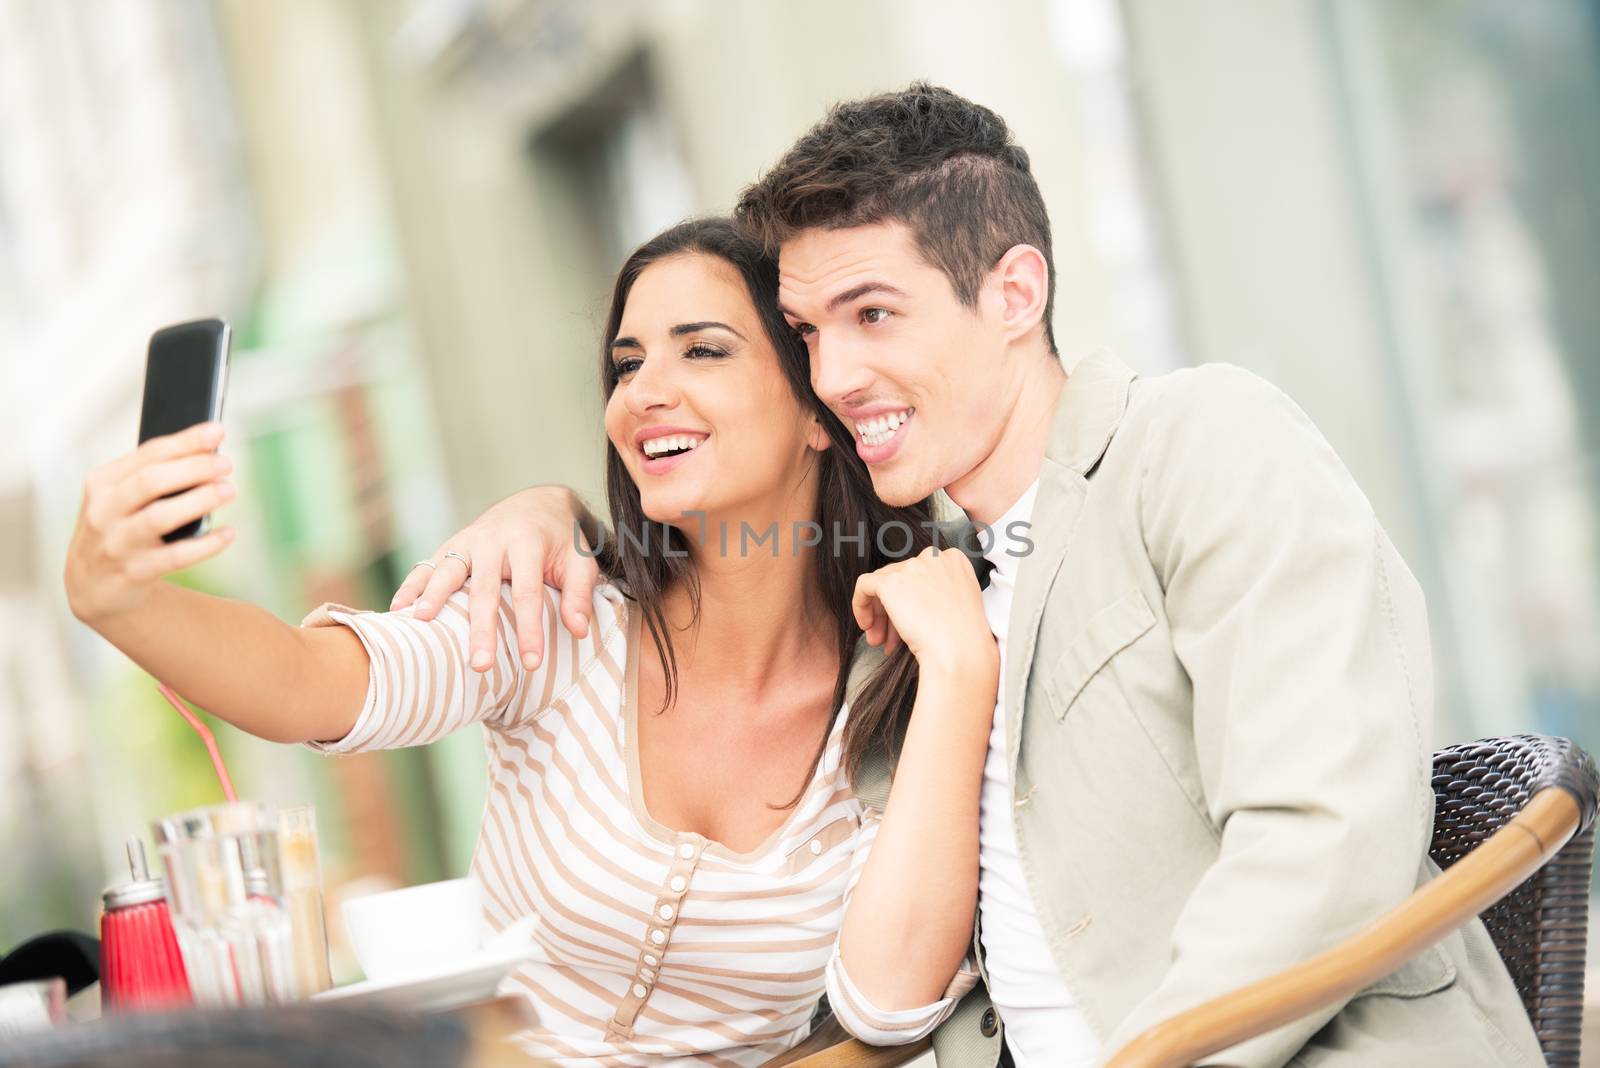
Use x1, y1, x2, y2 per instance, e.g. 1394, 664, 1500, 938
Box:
977, 482, 1101, 1067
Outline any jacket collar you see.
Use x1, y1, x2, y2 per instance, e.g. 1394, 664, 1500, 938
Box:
1045, 348, 1139, 478
1003, 350, 1138, 777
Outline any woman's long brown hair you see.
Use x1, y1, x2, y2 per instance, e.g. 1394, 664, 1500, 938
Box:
593, 217, 936, 801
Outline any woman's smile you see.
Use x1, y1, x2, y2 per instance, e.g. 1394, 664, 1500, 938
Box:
636, 425, 710, 475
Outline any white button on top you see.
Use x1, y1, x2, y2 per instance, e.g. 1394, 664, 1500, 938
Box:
643, 953, 658, 966
678, 842, 696, 859
633, 983, 647, 998
658, 904, 675, 920
809, 839, 823, 856
650, 929, 666, 945
669, 875, 687, 892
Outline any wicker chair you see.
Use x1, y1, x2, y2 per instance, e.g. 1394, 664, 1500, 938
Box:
773, 734, 1599, 1068
1430, 735, 1598, 1065
1104, 733, 1599, 1068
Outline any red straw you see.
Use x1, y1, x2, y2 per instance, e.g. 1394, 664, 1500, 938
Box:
156, 682, 238, 802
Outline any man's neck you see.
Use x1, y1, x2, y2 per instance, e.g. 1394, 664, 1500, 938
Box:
946, 347, 1066, 526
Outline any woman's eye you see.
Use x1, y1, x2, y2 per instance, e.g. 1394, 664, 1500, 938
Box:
614, 356, 643, 378
860, 307, 891, 325
685, 344, 727, 359
792, 322, 816, 339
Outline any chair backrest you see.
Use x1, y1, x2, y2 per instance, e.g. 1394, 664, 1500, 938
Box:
1430, 734, 1600, 1068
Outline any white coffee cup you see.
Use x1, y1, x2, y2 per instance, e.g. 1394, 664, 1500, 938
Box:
342, 877, 485, 980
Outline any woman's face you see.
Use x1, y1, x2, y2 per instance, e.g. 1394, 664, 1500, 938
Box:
605, 252, 830, 535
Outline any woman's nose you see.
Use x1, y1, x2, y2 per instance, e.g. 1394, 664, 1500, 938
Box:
624, 358, 678, 416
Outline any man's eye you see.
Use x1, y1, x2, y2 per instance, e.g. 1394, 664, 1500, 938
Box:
614, 356, 643, 377
860, 307, 891, 325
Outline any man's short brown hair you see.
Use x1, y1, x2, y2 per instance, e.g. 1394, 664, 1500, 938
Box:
735, 82, 1057, 352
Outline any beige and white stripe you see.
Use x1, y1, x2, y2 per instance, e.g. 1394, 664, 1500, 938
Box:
303, 582, 964, 1064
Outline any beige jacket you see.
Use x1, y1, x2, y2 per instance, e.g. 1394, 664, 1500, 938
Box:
849, 352, 1543, 1067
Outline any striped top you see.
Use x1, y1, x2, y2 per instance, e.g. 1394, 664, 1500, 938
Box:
303, 582, 973, 1064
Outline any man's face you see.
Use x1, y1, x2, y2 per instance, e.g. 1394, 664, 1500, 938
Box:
778, 222, 1009, 506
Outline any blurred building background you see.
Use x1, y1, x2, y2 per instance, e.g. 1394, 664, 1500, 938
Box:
1, 0, 1597, 1029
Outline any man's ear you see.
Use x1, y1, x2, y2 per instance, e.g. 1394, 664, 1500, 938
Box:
987, 244, 1049, 343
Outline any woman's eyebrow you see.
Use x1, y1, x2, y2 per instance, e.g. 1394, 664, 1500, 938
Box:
610, 336, 643, 352
669, 321, 746, 341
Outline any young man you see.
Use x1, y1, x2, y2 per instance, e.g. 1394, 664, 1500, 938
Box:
394, 86, 1543, 1067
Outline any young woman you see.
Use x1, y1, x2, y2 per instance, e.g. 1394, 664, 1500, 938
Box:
65, 219, 998, 1065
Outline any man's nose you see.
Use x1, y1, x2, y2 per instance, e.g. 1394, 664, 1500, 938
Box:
809, 334, 874, 410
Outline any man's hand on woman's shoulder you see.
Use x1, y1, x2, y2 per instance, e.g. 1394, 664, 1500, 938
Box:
390, 485, 601, 673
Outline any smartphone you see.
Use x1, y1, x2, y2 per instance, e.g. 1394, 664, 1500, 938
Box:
137, 318, 231, 542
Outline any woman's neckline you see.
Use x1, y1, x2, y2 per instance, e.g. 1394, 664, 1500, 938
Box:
621, 603, 837, 863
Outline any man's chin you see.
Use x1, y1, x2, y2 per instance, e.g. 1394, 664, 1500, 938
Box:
867, 467, 938, 508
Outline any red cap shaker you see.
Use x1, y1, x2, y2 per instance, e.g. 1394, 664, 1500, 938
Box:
100, 837, 192, 1011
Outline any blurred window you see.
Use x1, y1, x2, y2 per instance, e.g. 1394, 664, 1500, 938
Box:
532, 54, 695, 267
1331, 0, 1600, 752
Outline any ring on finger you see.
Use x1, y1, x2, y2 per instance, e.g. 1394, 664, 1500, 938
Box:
413, 559, 437, 571
442, 550, 470, 569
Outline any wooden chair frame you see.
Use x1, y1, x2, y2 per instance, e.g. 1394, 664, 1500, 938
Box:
770, 735, 1599, 1068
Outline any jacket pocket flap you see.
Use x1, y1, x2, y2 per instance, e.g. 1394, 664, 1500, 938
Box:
1045, 588, 1157, 720
1358, 942, 1457, 999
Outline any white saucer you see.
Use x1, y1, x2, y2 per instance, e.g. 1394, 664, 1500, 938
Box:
312, 916, 538, 1013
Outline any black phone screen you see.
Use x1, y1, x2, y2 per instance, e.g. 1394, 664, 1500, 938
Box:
139, 319, 228, 444
138, 318, 230, 540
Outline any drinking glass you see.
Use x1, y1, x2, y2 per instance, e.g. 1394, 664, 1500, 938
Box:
153, 802, 294, 1007
277, 804, 333, 996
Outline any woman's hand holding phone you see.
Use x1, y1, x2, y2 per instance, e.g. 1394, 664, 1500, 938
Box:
64, 422, 236, 625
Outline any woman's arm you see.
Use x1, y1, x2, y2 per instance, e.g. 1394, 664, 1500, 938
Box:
85, 583, 367, 744
833, 546, 998, 1012
64, 424, 368, 744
